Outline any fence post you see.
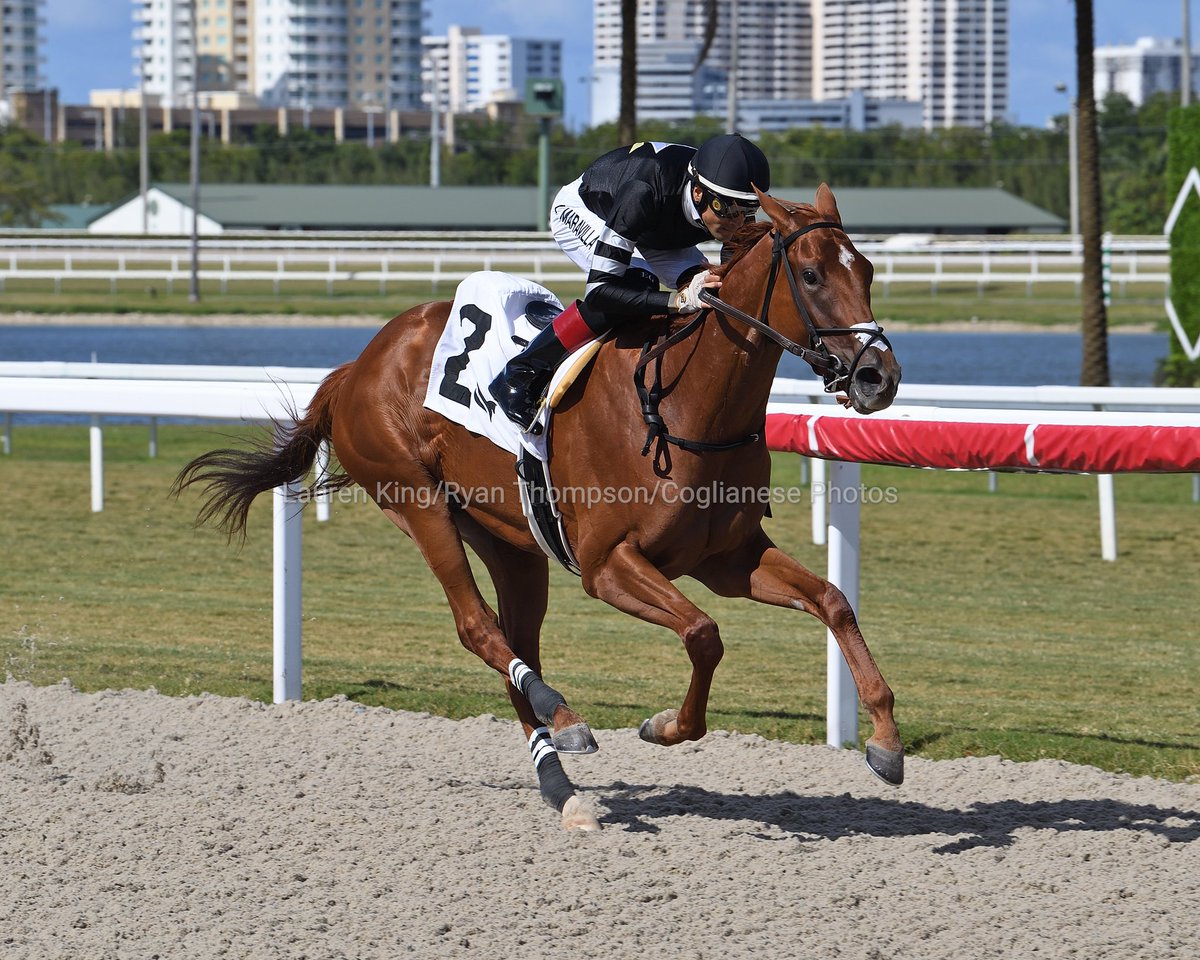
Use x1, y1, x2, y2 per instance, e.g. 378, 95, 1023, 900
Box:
811, 456, 827, 545
148, 417, 158, 458
314, 440, 331, 522
273, 473, 303, 703
1097, 473, 1117, 561
1102, 232, 1113, 307
90, 415, 104, 512
2, 412, 11, 454
826, 459, 860, 749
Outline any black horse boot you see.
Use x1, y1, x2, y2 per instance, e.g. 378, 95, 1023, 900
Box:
490, 301, 599, 432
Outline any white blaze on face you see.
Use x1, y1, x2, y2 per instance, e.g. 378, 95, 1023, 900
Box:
838, 243, 856, 272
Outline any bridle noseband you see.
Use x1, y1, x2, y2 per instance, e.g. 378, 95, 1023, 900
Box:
633, 218, 892, 459
700, 219, 891, 395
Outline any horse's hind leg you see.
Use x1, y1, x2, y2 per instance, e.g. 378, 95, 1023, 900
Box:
452, 513, 600, 830
693, 531, 904, 786
380, 498, 598, 829
453, 512, 598, 755
586, 542, 725, 747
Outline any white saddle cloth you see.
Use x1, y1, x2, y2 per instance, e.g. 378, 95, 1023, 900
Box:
423, 271, 576, 461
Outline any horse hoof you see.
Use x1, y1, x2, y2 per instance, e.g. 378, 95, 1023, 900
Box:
638, 708, 678, 745
552, 722, 599, 755
865, 742, 905, 787
561, 795, 601, 832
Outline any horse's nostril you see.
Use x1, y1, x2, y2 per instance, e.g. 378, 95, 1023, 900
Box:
854, 366, 884, 391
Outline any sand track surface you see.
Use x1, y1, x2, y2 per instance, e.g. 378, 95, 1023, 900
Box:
3, 681, 1197, 959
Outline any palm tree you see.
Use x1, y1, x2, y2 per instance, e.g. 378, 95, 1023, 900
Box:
618, 0, 719, 144
1075, 0, 1111, 385
618, 0, 637, 143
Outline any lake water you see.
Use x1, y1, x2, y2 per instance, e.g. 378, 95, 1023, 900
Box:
0, 325, 1170, 388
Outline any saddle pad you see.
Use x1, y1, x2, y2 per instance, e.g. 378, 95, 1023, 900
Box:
424, 271, 599, 462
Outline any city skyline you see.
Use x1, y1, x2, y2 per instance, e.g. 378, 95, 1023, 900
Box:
45, 0, 1188, 132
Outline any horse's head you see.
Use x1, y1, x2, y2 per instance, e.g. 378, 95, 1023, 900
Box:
727, 184, 900, 414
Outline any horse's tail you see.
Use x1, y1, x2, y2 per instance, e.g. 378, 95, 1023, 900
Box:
171, 363, 356, 541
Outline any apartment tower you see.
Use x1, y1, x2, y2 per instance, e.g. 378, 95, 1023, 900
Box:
421, 26, 563, 115
592, 0, 811, 124
133, 0, 424, 110
1, 0, 44, 94
812, 0, 1008, 130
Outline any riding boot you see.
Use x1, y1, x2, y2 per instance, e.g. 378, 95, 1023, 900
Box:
490, 301, 601, 432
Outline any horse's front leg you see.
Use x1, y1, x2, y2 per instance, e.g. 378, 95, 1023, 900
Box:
693, 531, 904, 786
585, 542, 723, 746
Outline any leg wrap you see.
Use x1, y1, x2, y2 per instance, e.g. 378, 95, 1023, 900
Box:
528, 726, 575, 812
508, 658, 567, 725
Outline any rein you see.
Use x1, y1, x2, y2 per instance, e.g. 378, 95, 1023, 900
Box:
634, 218, 891, 458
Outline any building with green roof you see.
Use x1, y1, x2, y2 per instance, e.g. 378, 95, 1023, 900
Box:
85, 183, 1064, 235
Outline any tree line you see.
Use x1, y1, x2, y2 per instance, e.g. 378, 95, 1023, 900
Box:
0, 91, 1173, 235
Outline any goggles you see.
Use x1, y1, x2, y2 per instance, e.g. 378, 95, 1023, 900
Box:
704, 188, 758, 221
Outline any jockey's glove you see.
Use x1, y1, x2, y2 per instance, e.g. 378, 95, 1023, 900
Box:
669, 270, 718, 313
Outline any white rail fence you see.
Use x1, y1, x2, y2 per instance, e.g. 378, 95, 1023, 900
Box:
4, 363, 1199, 546
765, 400, 1200, 748
0, 236, 1171, 296
3, 372, 1196, 749
769, 378, 1200, 556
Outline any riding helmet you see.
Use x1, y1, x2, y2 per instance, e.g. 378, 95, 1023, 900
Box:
689, 133, 771, 202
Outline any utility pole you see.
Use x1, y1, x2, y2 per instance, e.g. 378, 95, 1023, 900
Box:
1184, 0, 1193, 107
1055, 83, 1080, 236
425, 58, 441, 187
139, 57, 149, 235
1068, 98, 1079, 236
725, 1, 739, 133
189, 0, 201, 303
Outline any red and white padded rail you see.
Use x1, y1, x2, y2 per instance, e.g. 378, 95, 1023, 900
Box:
764, 403, 1200, 474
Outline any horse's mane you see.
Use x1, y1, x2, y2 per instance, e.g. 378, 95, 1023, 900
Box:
715, 201, 824, 276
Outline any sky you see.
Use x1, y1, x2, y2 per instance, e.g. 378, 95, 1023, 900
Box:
45, 0, 1188, 132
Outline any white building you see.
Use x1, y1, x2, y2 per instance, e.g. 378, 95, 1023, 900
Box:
88, 185, 223, 235
631, 40, 724, 123
592, 0, 811, 127
133, 0, 424, 111
421, 27, 562, 116
1094, 36, 1198, 106
1, 0, 44, 95
812, 0, 1008, 131
739, 90, 924, 137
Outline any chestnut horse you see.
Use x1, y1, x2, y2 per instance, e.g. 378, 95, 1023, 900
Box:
175, 186, 904, 832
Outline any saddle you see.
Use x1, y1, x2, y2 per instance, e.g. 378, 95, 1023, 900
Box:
422, 271, 605, 575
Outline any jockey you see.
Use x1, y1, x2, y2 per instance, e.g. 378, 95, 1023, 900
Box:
489, 133, 772, 432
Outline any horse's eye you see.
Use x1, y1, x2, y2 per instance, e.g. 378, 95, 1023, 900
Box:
802, 268, 819, 286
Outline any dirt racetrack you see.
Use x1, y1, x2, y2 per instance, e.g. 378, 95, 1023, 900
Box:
3, 680, 1197, 959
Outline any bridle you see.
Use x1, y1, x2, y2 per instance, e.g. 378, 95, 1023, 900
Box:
699, 219, 891, 395
633, 218, 891, 459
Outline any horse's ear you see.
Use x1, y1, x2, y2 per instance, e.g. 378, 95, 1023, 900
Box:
815, 183, 842, 224
755, 186, 790, 226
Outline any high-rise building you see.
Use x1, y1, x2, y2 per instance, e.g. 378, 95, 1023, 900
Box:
1, 0, 45, 95
421, 26, 562, 115
591, 0, 1005, 130
133, 0, 424, 110
591, 0, 811, 125
812, 0, 1008, 130
1094, 36, 1198, 107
